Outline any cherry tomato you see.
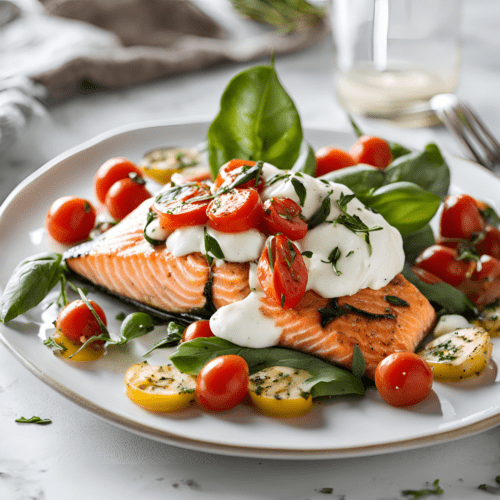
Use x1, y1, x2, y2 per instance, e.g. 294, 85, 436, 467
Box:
314, 147, 357, 177
94, 157, 143, 204
257, 234, 308, 309
213, 159, 263, 192
207, 188, 263, 233
413, 244, 474, 287
475, 225, 500, 259
45, 196, 96, 245
153, 182, 211, 230
440, 194, 485, 240
261, 197, 308, 240
182, 320, 214, 342
105, 176, 151, 221
411, 266, 443, 285
471, 254, 500, 281
55, 299, 107, 345
195, 355, 249, 411
375, 352, 433, 407
459, 255, 500, 307
349, 135, 393, 169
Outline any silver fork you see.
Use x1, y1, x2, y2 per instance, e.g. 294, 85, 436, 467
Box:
430, 93, 500, 170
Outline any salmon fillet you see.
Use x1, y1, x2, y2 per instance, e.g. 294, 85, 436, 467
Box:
65, 199, 436, 378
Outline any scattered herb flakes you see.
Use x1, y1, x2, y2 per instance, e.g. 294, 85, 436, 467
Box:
115, 312, 127, 321
384, 295, 410, 307
43, 336, 67, 352
402, 479, 444, 498
315, 487, 333, 494
15, 416, 52, 425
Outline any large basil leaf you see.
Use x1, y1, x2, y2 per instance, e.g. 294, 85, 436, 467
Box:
207, 65, 303, 177
359, 182, 441, 235
402, 265, 476, 318
402, 225, 436, 265
170, 337, 365, 397
319, 165, 385, 194
383, 143, 450, 199
0, 252, 64, 323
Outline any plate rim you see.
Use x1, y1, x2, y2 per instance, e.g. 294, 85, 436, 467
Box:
2, 118, 500, 460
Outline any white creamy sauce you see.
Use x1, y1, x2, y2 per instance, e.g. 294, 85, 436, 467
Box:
433, 314, 472, 337
151, 164, 406, 348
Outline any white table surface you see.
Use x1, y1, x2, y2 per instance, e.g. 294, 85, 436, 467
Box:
2, 1, 500, 498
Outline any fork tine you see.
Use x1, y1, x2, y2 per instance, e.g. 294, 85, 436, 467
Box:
441, 108, 486, 166
461, 102, 500, 162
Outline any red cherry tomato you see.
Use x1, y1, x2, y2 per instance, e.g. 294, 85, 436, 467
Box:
45, 196, 96, 245
56, 299, 107, 345
257, 234, 308, 309
413, 244, 475, 287
375, 352, 433, 407
94, 157, 143, 204
314, 147, 357, 177
207, 188, 263, 233
460, 255, 500, 307
153, 182, 211, 230
475, 225, 500, 259
213, 159, 263, 192
182, 320, 214, 342
440, 194, 485, 240
105, 176, 151, 221
349, 135, 393, 170
195, 355, 249, 411
261, 197, 308, 240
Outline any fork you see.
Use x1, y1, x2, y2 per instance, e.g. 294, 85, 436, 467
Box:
430, 93, 500, 170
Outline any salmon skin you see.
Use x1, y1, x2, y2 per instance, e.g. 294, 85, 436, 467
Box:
65, 199, 436, 378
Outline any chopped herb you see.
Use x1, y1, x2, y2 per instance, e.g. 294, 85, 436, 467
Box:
402, 479, 444, 498
15, 416, 52, 425
204, 228, 225, 265
321, 246, 342, 276
384, 296, 410, 307
290, 177, 307, 206
315, 487, 333, 494
115, 312, 127, 321
346, 250, 354, 257
43, 337, 67, 352
343, 303, 396, 320
308, 191, 332, 229
302, 250, 313, 258
143, 322, 186, 355
267, 239, 275, 271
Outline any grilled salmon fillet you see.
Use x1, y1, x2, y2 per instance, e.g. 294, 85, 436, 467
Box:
66, 199, 436, 378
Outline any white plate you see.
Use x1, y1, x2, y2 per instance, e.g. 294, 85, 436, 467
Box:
1, 119, 500, 460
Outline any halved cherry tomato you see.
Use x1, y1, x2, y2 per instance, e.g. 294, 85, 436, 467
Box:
475, 225, 500, 259
257, 234, 308, 309
105, 176, 151, 221
207, 188, 263, 233
94, 157, 143, 204
413, 244, 475, 287
55, 299, 107, 345
195, 355, 249, 411
45, 196, 96, 245
52, 331, 105, 361
213, 159, 263, 192
314, 147, 356, 177
460, 255, 500, 307
182, 320, 214, 342
153, 182, 211, 230
440, 194, 485, 240
261, 197, 308, 240
375, 352, 433, 407
349, 135, 393, 169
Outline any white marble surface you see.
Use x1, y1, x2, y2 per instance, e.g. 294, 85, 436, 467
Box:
2, 1, 500, 498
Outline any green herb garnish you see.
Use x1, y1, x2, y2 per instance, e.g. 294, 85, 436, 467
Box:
15, 416, 52, 425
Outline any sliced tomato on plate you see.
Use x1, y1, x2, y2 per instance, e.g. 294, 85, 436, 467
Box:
213, 159, 264, 192
257, 234, 308, 309
153, 182, 211, 230
207, 188, 263, 233
261, 197, 308, 240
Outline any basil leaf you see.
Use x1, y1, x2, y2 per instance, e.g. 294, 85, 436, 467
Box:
207, 65, 303, 177
0, 252, 64, 323
204, 228, 225, 265
290, 177, 307, 206
170, 337, 364, 397
402, 225, 436, 265
359, 182, 440, 235
143, 322, 185, 355
116, 312, 155, 345
402, 265, 476, 318
389, 142, 412, 160
384, 296, 410, 307
290, 140, 317, 175
143, 210, 164, 246
384, 143, 450, 199
351, 345, 366, 379
319, 165, 385, 195
308, 192, 332, 229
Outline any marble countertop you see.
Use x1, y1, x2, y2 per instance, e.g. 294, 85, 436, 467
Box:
2, 1, 500, 499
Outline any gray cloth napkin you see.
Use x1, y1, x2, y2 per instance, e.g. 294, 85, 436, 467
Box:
0, 0, 328, 156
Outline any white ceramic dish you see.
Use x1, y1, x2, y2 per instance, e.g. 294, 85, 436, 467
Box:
1, 119, 500, 460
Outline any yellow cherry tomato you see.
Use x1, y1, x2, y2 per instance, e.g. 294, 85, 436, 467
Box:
124, 362, 196, 412
248, 366, 313, 418
52, 331, 105, 362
